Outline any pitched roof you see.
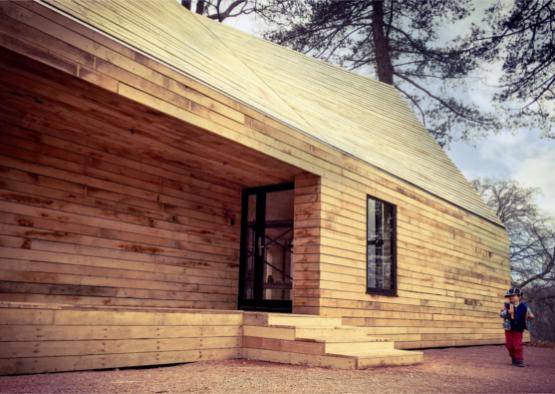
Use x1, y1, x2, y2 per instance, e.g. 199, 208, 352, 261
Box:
43, 0, 502, 226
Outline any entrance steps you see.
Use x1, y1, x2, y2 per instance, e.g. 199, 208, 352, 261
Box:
242, 312, 423, 369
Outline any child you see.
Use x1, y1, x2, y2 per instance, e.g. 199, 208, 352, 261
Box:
500, 287, 534, 367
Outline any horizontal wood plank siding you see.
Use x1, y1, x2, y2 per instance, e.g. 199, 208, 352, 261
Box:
292, 173, 321, 314
0, 0, 511, 351
0, 46, 302, 310
305, 176, 510, 348
0, 304, 242, 375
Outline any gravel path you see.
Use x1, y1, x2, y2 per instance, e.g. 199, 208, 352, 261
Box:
1, 345, 554, 393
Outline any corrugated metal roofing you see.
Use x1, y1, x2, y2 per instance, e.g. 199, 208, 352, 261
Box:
43, 0, 502, 226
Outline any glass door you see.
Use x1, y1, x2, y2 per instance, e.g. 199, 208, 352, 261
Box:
239, 183, 294, 312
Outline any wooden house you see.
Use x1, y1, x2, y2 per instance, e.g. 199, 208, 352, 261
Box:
0, 1, 511, 374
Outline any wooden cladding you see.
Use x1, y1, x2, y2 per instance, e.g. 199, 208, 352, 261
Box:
0, 48, 302, 310
0, 304, 243, 375
292, 174, 322, 314
0, 0, 511, 351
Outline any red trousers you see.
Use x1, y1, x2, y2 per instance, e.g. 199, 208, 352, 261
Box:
505, 330, 524, 361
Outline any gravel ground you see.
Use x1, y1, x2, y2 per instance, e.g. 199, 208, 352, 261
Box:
1, 345, 554, 393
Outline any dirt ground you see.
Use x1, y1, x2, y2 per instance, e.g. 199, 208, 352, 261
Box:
1, 345, 554, 393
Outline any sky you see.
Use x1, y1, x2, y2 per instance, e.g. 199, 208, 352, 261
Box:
222, 4, 555, 219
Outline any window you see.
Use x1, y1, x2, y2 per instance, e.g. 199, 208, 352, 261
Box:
366, 195, 396, 295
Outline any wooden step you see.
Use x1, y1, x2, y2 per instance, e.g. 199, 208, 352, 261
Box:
243, 312, 423, 369
243, 347, 423, 369
243, 325, 296, 341
243, 336, 394, 355
267, 314, 343, 328
352, 350, 424, 369
243, 336, 326, 355
324, 338, 395, 353
295, 326, 373, 339
243, 324, 378, 342
243, 348, 356, 369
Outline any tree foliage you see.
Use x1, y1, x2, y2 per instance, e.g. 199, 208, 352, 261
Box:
475, 0, 555, 138
182, 0, 554, 145
253, 0, 500, 146
181, 0, 258, 22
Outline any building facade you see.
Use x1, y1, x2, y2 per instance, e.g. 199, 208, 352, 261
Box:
0, 0, 510, 374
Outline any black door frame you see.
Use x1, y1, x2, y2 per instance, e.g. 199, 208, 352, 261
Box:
238, 182, 294, 312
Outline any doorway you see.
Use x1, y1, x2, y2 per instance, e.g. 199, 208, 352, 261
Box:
238, 183, 294, 312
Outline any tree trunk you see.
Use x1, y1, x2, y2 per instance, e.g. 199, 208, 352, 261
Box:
371, 0, 394, 84
196, 0, 206, 15
181, 0, 192, 10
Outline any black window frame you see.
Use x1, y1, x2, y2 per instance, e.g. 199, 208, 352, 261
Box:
366, 194, 397, 296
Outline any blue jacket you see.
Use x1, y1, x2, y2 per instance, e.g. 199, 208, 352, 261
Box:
500, 302, 528, 332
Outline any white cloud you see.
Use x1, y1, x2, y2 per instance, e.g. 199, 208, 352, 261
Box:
512, 149, 555, 218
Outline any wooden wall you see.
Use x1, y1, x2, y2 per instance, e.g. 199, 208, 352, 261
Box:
0, 47, 301, 310
0, 0, 511, 349
0, 303, 242, 374
292, 174, 321, 315
318, 179, 511, 348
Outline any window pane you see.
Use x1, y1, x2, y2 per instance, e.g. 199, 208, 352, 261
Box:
367, 196, 395, 293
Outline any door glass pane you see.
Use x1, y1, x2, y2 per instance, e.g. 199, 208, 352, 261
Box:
243, 194, 256, 300
240, 186, 295, 308
263, 189, 294, 301
265, 189, 294, 224
263, 226, 293, 300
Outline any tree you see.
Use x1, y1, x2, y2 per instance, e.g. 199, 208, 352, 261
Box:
473, 178, 554, 287
182, 1, 554, 144
181, 0, 258, 22
252, 0, 499, 146
474, 178, 555, 341
476, 0, 555, 138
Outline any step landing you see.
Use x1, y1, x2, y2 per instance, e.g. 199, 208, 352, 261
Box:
242, 312, 423, 369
